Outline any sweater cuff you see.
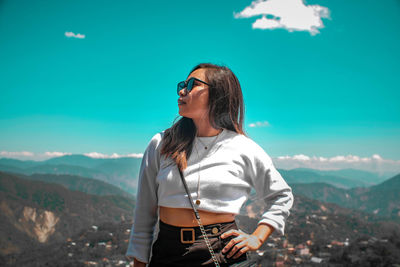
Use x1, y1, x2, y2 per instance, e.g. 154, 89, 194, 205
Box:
258, 218, 285, 236
126, 228, 153, 264
125, 245, 150, 264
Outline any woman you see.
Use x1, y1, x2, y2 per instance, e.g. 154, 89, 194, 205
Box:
126, 63, 293, 266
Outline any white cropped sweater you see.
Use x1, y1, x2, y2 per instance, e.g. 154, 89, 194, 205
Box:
126, 128, 294, 263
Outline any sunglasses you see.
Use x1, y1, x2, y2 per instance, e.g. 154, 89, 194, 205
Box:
177, 77, 210, 95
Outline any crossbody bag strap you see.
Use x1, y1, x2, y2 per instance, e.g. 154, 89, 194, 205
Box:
178, 168, 220, 267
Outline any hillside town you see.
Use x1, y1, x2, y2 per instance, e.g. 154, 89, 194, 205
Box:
1, 169, 399, 266
6, 209, 399, 267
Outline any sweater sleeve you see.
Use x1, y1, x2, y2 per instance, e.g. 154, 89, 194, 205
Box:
246, 142, 294, 236
126, 132, 162, 263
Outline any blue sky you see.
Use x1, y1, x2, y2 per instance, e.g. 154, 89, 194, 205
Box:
0, 0, 399, 171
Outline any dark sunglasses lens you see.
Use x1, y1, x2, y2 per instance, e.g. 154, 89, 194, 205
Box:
177, 81, 186, 94
187, 78, 195, 92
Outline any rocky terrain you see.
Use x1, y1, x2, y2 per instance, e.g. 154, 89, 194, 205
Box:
0, 171, 134, 259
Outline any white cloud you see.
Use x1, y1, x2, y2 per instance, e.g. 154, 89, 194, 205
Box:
44, 151, 72, 157
0, 150, 143, 161
249, 121, 270, 128
83, 152, 143, 159
65, 31, 86, 39
83, 152, 112, 159
273, 154, 400, 174
292, 154, 310, 161
126, 153, 144, 158
330, 155, 362, 163
318, 156, 328, 162
234, 0, 330, 35
372, 154, 383, 161
252, 16, 281, 30
0, 151, 34, 157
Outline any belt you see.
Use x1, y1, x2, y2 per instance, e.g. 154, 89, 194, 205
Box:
158, 220, 236, 244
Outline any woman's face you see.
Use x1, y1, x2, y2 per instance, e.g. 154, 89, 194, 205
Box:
178, 68, 209, 120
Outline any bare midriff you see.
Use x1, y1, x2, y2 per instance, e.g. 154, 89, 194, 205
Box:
159, 206, 236, 227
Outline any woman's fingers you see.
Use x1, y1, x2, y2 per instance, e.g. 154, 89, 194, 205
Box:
220, 229, 240, 239
221, 230, 262, 259
227, 239, 247, 258
233, 246, 250, 259
221, 234, 244, 254
220, 229, 240, 253
222, 233, 263, 258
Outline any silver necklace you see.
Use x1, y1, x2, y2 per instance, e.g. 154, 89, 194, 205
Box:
197, 129, 222, 150
193, 129, 223, 205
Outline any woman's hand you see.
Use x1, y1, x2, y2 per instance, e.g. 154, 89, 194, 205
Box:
220, 223, 274, 259
220, 229, 263, 259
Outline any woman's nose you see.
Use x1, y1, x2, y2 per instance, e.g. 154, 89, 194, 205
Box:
178, 88, 187, 96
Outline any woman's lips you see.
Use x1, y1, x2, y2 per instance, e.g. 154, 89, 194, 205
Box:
178, 99, 186, 105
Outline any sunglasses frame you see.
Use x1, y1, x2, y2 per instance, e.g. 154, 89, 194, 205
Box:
177, 77, 210, 95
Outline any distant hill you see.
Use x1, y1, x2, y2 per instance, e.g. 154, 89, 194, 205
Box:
3, 172, 134, 200
291, 173, 400, 221
279, 169, 371, 188
22, 164, 108, 180
45, 154, 106, 169
292, 167, 388, 184
348, 173, 400, 218
0, 172, 134, 257
0, 164, 24, 175
290, 182, 351, 207
0, 155, 142, 195
0, 158, 40, 169
1, 156, 392, 195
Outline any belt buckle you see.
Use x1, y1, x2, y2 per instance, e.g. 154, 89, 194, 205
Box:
180, 228, 195, 244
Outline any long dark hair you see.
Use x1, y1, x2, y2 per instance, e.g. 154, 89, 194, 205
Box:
160, 63, 246, 171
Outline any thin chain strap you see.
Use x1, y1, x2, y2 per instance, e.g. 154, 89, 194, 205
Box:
178, 168, 220, 267
196, 217, 220, 267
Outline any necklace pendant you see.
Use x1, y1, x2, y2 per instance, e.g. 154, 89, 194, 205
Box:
195, 199, 201, 205
204, 146, 208, 149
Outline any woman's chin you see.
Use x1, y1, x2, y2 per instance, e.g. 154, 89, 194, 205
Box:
178, 109, 187, 117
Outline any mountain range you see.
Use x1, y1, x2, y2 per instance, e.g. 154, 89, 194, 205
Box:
280, 168, 380, 188
2, 168, 399, 266
291, 173, 400, 222
0, 155, 392, 196
1, 155, 398, 221
292, 167, 390, 184
0, 155, 142, 195
7, 172, 134, 200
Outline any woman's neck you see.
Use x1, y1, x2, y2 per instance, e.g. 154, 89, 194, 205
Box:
192, 118, 222, 137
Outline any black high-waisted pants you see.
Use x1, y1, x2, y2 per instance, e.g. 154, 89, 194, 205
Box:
148, 220, 248, 266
